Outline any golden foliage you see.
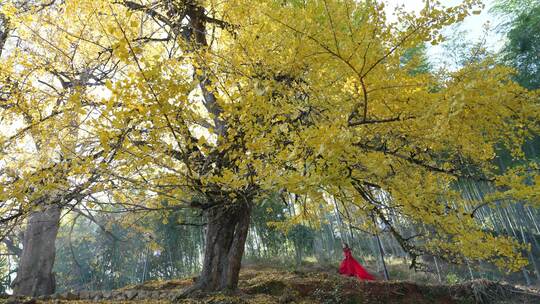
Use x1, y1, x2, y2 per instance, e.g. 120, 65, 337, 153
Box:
0, 0, 538, 271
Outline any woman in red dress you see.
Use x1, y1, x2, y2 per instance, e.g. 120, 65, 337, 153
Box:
339, 243, 375, 280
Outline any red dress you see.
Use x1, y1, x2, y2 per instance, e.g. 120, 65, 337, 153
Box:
339, 248, 375, 280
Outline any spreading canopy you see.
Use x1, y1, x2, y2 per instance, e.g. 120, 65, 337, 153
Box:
1, 0, 539, 272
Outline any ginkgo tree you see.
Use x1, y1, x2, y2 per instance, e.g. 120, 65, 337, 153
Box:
1, 0, 539, 295
0, 0, 130, 296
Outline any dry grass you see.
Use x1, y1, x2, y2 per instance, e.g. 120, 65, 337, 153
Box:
1, 267, 539, 304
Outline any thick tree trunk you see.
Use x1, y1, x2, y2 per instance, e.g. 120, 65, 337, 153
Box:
194, 201, 252, 292
12, 205, 61, 297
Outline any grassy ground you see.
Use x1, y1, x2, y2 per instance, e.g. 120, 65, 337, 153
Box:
1, 265, 540, 303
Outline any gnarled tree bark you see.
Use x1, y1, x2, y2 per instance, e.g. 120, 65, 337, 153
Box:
193, 201, 252, 292
12, 204, 61, 297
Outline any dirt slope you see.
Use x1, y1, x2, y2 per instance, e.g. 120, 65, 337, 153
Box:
1, 268, 539, 304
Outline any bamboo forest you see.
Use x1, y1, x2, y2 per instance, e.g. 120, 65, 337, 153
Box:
0, 0, 539, 303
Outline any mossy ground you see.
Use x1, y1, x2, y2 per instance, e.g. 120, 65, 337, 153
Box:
2, 266, 539, 304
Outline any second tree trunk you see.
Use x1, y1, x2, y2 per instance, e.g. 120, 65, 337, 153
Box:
12, 205, 61, 296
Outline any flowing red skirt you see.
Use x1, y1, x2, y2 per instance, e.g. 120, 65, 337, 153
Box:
339, 256, 375, 280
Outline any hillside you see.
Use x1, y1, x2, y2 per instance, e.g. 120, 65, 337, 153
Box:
2, 267, 540, 304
